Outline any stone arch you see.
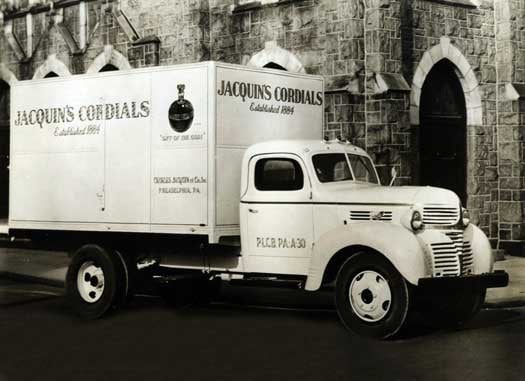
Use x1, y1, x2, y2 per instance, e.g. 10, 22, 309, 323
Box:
410, 37, 482, 127
33, 55, 72, 79
86, 45, 131, 74
0, 64, 18, 85
247, 41, 306, 73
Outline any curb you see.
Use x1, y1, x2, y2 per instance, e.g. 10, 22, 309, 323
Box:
0, 271, 65, 289
484, 300, 525, 309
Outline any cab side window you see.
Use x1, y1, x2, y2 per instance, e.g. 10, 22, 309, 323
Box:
255, 158, 304, 191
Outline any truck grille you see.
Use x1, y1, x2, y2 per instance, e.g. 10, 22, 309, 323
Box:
460, 241, 474, 275
430, 231, 473, 277
430, 242, 461, 277
423, 205, 459, 226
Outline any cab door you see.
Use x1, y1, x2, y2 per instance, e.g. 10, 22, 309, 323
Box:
240, 153, 313, 275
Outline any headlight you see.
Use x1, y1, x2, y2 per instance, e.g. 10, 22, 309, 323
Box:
462, 207, 470, 227
410, 210, 424, 231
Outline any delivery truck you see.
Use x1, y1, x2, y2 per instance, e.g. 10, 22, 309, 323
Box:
7, 61, 508, 339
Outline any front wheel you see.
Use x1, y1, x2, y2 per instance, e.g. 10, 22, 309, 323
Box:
335, 252, 410, 339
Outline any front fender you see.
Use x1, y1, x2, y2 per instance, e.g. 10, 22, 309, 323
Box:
465, 224, 494, 274
305, 222, 430, 291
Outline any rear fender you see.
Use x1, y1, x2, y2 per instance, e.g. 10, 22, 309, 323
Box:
305, 223, 430, 291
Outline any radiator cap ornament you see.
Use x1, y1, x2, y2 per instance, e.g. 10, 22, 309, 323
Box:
168, 84, 194, 133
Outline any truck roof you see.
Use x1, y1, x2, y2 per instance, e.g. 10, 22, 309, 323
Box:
245, 139, 370, 158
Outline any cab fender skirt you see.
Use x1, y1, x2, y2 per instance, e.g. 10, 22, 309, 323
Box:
305, 223, 427, 291
465, 224, 494, 274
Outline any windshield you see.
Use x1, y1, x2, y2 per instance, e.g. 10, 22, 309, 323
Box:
347, 154, 379, 184
312, 153, 379, 184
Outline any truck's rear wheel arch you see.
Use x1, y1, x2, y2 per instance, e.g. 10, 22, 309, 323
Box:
322, 245, 389, 286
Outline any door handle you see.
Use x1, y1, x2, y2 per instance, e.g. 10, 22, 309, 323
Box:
248, 208, 259, 214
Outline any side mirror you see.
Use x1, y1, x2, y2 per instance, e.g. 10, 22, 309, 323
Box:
389, 167, 397, 187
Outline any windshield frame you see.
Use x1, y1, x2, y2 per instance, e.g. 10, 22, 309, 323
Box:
346, 153, 380, 185
310, 150, 380, 186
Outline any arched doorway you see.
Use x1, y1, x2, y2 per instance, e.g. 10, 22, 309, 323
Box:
0, 80, 9, 219
44, 71, 59, 78
420, 59, 467, 204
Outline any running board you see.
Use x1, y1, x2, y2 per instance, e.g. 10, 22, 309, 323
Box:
229, 277, 304, 289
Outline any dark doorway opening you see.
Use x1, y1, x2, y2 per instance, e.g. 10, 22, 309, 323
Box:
0, 80, 10, 219
420, 59, 467, 204
44, 71, 59, 78
99, 64, 118, 72
263, 62, 286, 71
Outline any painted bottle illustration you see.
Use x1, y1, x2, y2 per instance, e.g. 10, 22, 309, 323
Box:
168, 84, 194, 133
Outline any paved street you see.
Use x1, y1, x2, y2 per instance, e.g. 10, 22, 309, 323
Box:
1, 279, 525, 381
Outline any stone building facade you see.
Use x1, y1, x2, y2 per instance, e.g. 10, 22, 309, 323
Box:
0, 0, 524, 255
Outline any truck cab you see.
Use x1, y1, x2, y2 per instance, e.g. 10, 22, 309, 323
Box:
238, 139, 508, 338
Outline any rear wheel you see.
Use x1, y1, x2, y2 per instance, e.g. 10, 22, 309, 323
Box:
335, 252, 410, 339
66, 245, 128, 319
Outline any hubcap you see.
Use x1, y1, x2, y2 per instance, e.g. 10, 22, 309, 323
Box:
348, 270, 392, 322
77, 261, 105, 303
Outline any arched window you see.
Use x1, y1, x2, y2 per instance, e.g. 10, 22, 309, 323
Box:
99, 64, 119, 72
86, 46, 132, 74
44, 71, 59, 78
263, 62, 287, 71
247, 42, 305, 73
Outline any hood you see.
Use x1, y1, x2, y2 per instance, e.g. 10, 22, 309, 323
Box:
316, 183, 460, 206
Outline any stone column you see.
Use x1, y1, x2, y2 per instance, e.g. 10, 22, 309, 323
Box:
364, 0, 411, 185
495, 0, 525, 256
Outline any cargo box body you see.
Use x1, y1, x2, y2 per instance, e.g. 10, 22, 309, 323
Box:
9, 62, 323, 242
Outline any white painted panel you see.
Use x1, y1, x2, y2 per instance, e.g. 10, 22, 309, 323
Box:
149, 66, 208, 226
216, 66, 324, 147
10, 151, 103, 222
102, 74, 151, 224
10, 77, 107, 223
151, 147, 207, 225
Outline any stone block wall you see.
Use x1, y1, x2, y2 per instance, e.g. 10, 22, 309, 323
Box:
123, 0, 210, 65
0, 0, 209, 79
0, 0, 525, 253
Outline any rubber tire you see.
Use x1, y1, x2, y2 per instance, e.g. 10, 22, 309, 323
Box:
335, 252, 410, 339
419, 288, 486, 329
66, 244, 126, 319
113, 250, 135, 307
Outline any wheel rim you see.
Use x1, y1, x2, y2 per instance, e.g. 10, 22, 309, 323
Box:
348, 270, 392, 322
77, 261, 105, 303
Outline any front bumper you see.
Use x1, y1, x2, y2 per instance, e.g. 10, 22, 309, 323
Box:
418, 270, 509, 292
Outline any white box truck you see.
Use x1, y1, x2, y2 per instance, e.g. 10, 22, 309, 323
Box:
7, 62, 508, 339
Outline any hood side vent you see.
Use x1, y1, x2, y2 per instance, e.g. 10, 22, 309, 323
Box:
350, 211, 371, 221
350, 211, 392, 221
